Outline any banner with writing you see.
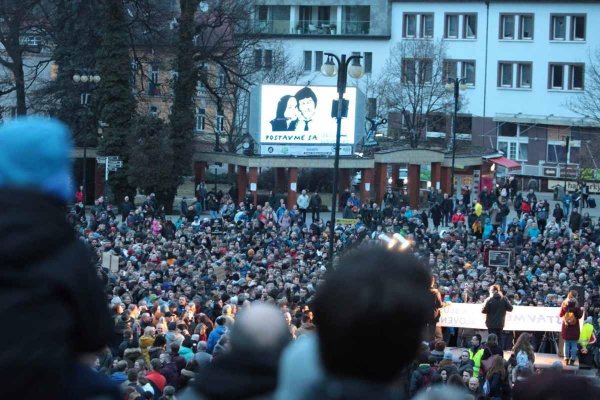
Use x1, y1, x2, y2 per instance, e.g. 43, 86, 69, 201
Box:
438, 303, 574, 332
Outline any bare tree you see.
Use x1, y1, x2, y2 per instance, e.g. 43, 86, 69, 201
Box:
377, 39, 452, 148
202, 42, 304, 152
568, 47, 600, 124
0, 0, 54, 115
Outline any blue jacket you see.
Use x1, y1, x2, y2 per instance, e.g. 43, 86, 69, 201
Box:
179, 345, 194, 362
207, 325, 227, 354
110, 371, 127, 385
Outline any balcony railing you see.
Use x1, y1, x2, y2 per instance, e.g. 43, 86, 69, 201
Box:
342, 20, 371, 35
253, 20, 291, 35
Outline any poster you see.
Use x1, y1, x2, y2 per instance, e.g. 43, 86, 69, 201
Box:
260, 85, 357, 144
488, 250, 512, 268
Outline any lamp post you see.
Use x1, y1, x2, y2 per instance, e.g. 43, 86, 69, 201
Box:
73, 69, 101, 206
321, 53, 364, 267
445, 77, 468, 201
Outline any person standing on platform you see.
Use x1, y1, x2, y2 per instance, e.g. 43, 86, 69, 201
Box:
560, 290, 584, 366
482, 285, 513, 350
309, 191, 322, 222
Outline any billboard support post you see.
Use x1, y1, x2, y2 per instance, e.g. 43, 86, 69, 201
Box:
322, 53, 364, 270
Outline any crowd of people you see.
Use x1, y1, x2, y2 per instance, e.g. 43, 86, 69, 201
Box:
2, 116, 600, 400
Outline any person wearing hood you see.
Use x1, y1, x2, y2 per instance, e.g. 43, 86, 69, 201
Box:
179, 338, 195, 362
482, 218, 493, 240
207, 316, 228, 354
482, 285, 513, 350
0, 117, 114, 399
409, 353, 435, 397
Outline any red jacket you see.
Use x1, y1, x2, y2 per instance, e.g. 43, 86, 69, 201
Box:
451, 213, 465, 224
146, 370, 166, 392
559, 301, 583, 340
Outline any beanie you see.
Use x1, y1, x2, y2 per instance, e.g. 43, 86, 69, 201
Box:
0, 116, 73, 203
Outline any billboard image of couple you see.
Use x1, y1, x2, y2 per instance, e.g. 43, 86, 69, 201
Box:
260, 84, 357, 145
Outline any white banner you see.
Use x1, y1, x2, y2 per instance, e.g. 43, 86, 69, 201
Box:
548, 179, 600, 194
260, 144, 353, 157
438, 303, 570, 332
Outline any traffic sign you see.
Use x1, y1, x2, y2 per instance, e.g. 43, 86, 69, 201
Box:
106, 156, 120, 161
107, 166, 119, 172
107, 161, 123, 167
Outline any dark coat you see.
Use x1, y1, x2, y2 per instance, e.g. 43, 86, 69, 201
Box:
559, 301, 583, 340
482, 293, 514, 330
0, 189, 113, 399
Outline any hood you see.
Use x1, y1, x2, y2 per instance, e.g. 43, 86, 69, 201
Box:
0, 188, 75, 264
417, 364, 432, 373
193, 351, 279, 400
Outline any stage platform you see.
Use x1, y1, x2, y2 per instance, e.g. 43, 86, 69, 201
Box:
447, 347, 598, 379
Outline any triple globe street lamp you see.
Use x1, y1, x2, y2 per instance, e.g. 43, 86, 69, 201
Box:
445, 77, 468, 201
72, 70, 101, 206
320, 53, 365, 266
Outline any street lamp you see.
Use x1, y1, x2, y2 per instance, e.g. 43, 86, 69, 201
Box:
73, 69, 101, 207
321, 53, 364, 267
445, 77, 468, 201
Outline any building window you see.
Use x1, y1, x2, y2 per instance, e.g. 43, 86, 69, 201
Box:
254, 49, 262, 69
402, 58, 416, 83
420, 59, 433, 84
25, 35, 42, 46
443, 60, 458, 81
498, 139, 528, 161
456, 116, 472, 135
462, 61, 476, 85
549, 64, 564, 89
421, 14, 434, 38
264, 50, 273, 70
216, 114, 224, 132
519, 15, 534, 39
148, 64, 160, 96
317, 6, 330, 26
517, 63, 532, 88
367, 97, 377, 117
498, 62, 513, 87
364, 52, 372, 74
196, 108, 206, 132
303, 51, 312, 72
196, 80, 207, 97
217, 70, 226, 88
403, 14, 417, 38
445, 14, 459, 38
569, 64, 584, 90
427, 113, 447, 133
464, 14, 477, 39
547, 142, 567, 163
551, 15, 566, 40
149, 105, 158, 117
314, 51, 323, 72
500, 14, 515, 39
571, 15, 586, 40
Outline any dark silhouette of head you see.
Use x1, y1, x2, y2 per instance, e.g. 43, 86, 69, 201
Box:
275, 95, 294, 119
313, 245, 432, 383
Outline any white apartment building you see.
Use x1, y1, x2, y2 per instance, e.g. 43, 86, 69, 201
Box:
254, 0, 600, 177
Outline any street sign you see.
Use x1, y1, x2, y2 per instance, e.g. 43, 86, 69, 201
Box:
96, 157, 107, 164
106, 156, 120, 161
107, 166, 119, 172
107, 161, 123, 167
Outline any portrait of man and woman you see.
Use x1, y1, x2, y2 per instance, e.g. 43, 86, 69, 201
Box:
270, 87, 317, 132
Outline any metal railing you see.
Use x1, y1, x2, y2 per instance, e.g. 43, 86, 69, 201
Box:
253, 20, 291, 35
342, 20, 371, 35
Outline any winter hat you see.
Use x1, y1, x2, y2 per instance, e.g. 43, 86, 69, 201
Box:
443, 351, 454, 360
0, 116, 73, 203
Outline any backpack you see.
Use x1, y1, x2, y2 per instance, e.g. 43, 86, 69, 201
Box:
516, 350, 531, 368
564, 311, 577, 326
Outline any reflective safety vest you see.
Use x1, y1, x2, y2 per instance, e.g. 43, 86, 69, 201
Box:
469, 348, 485, 378
579, 322, 596, 348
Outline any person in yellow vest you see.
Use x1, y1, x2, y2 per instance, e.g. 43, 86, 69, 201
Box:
474, 201, 483, 217
468, 334, 485, 378
578, 316, 597, 367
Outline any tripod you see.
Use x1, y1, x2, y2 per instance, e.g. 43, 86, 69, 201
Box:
538, 331, 559, 354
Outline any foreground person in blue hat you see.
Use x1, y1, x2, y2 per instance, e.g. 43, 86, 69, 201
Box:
0, 117, 115, 399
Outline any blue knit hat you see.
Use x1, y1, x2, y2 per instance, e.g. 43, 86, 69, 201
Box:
0, 116, 73, 203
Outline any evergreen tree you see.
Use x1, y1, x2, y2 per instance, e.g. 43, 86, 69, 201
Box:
127, 115, 175, 208
95, 0, 137, 203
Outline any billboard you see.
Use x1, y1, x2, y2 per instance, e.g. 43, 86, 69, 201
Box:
256, 84, 359, 145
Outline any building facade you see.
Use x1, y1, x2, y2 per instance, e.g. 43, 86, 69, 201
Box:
253, 0, 600, 184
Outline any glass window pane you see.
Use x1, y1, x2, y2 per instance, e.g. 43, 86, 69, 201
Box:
315, 51, 323, 71
463, 61, 475, 85
500, 63, 513, 86
551, 65, 563, 88
303, 51, 311, 71
519, 64, 532, 88
573, 16, 585, 40
571, 65, 584, 89
405, 14, 416, 37
364, 52, 373, 73
422, 14, 434, 37
519, 143, 528, 160
553, 16, 565, 39
521, 15, 533, 39
447, 15, 458, 37
465, 14, 477, 38
502, 15, 514, 38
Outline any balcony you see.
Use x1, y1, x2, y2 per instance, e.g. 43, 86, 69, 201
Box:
253, 20, 291, 35
342, 20, 370, 35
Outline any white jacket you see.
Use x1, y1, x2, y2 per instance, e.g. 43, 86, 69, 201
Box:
297, 194, 310, 209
